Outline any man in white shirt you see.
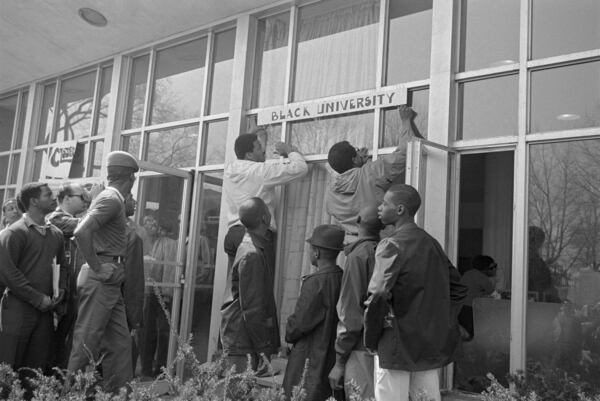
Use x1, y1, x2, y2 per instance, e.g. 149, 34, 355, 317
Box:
223, 129, 308, 272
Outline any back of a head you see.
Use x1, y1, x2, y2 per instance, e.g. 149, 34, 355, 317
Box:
472, 255, 494, 272
106, 151, 139, 184
387, 184, 421, 216
328, 141, 357, 174
234, 133, 258, 160
17, 182, 47, 212
529, 226, 545, 248
239, 197, 268, 230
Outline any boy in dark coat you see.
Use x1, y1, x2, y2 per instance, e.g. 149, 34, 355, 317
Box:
283, 224, 344, 401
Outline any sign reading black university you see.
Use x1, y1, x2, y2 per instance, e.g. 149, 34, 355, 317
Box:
257, 86, 407, 125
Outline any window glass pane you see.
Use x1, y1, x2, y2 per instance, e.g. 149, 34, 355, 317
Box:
0, 189, 4, 205
89, 141, 104, 177
121, 134, 140, 158
294, 0, 379, 101
57, 71, 95, 141
33, 150, 45, 181
459, 0, 519, 71
532, 0, 600, 59
203, 120, 227, 165
382, 89, 429, 147
454, 152, 514, 393
527, 140, 600, 393
151, 39, 207, 125
125, 55, 150, 129
530, 62, 600, 133
95, 66, 112, 136
38, 83, 56, 145
0, 155, 8, 185
9, 154, 19, 184
188, 172, 222, 363
145, 125, 198, 168
386, 0, 432, 84
279, 163, 334, 336
0, 95, 17, 152
208, 30, 235, 115
5, 188, 14, 200
290, 111, 373, 155
14, 91, 28, 149
458, 75, 518, 140
252, 13, 289, 108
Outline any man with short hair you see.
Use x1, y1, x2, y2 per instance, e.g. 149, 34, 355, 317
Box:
364, 184, 466, 401
47, 182, 90, 369
0, 183, 67, 389
220, 197, 280, 373
223, 129, 308, 271
328, 205, 382, 399
283, 224, 345, 401
68, 151, 139, 393
325, 105, 421, 236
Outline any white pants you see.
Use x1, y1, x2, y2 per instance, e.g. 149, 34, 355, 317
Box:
374, 355, 441, 401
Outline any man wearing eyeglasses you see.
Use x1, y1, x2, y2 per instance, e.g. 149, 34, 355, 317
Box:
47, 182, 91, 369
68, 151, 138, 393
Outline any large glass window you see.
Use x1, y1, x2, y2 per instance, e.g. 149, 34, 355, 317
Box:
56, 71, 96, 141
0, 95, 18, 152
0, 89, 28, 203
293, 0, 379, 101
527, 140, 600, 393
202, 120, 227, 165
95, 66, 113, 136
382, 89, 429, 147
150, 39, 206, 125
252, 13, 290, 108
208, 29, 236, 115
290, 111, 373, 155
458, 75, 518, 140
530, 62, 600, 133
125, 55, 150, 129
38, 83, 56, 145
145, 125, 199, 168
532, 0, 600, 59
386, 0, 433, 84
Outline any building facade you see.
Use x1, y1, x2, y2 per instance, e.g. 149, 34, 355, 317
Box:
1, 0, 600, 393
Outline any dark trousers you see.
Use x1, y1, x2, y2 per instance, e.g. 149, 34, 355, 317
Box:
49, 289, 78, 369
0, 293, 53, 398
140, 294, 170, 377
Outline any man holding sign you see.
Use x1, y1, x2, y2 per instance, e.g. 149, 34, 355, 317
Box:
0, 183, 67, 393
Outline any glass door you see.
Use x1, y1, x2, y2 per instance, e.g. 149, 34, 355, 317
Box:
132, 160, 192, 379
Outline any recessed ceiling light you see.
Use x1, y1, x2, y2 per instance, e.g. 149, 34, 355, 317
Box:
78, 7, 107, 27
556, 113, 580, 121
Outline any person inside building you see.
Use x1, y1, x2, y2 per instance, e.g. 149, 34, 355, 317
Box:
220, 197, 280, 374
47, 182, 91, 369
1, 198, 22, 230
364, 184, 466, 401
457, 255, 499, 340
328, 205, 382, 399
223, 128, 308, 273
122, 193, 145, 376
141, 214, 158, 256
325, 105, 421, 237
528, 225, 560, 303
68, 151, 138, 393
140, 218, 178, 378
0, 183, 67, 397
283, 224, 345, 401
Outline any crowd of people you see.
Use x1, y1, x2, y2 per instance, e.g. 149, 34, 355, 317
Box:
0, 105, 472, 401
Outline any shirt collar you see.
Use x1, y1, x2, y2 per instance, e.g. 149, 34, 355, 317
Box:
24, 213, 50, 235
104, 186, 125, 203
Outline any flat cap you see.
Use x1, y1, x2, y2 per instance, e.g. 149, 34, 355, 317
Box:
107, 151, 139, 172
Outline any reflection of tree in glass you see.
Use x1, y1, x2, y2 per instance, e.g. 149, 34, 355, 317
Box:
529, 141, 600, 286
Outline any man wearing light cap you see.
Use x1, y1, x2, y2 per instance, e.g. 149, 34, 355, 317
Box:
68, 150, 139, 393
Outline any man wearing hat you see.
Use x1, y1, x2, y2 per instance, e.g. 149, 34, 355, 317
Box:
68, 151, 139, 393
328, 205, 383, 399
282, 224, 345, 401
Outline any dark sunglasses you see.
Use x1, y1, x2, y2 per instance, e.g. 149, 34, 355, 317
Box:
70, 194, 87, 201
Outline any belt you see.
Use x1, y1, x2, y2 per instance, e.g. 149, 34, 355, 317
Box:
97, 255, 124, 263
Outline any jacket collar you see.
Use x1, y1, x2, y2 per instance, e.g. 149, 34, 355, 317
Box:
344, 236, 379, 255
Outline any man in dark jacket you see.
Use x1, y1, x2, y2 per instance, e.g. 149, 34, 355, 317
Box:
328, 205, 382, 399
364, 184, 466, 401
220, 197, 280, 373
282, 224, 344, 401
47, 182, 90, 369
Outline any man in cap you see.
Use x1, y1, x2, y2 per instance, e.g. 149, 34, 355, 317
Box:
282, 224, 345, 401
328, 205, 383, 399
325, 105, 421, 237
364, 184, 466, 401
220, 197, 280, 374
223, 129, 308, 273
68, 151, 139, 393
